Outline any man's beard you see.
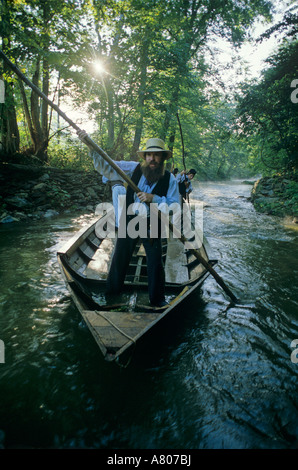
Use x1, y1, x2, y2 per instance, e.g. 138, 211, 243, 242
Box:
141, 160, 165, 184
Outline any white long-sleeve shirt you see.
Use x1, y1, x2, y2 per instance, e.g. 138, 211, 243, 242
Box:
176, 173, 193, 194
91, 150, 179, 207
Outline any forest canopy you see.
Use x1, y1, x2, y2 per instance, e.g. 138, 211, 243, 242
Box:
0, 0, 297, 179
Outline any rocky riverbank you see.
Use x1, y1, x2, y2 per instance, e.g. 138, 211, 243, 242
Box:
2, 164, 297, 225
0, 163, 111, 224
251, 175, 298, 222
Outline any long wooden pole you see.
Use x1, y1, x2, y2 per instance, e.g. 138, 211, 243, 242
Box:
176, 112, 190, 204
0, 49, 238, 303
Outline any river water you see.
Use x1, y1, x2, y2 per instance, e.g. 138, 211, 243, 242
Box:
0, 180, 297, 449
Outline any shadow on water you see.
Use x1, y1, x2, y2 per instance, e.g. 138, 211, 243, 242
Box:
50, 290, 212, 450
0, 182, 298, 449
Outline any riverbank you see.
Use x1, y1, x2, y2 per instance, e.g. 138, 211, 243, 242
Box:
251, 175, 298, 223
0, 163, 110, 224
2, 164, 297, 226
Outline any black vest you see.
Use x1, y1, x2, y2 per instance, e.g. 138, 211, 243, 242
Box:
178, 176, 187, 198
126, 164, 171, 207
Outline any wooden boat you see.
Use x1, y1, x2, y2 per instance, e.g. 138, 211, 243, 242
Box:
57, 211, 217, 363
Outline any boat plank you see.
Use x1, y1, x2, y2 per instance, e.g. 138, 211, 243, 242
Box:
84, 310, 160, 328
84, 310, 161, 349
165, 235, 189, 283
84, 237, 115, 279
92, 326, 129, 349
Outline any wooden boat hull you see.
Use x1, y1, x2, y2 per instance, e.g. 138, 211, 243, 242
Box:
57, 215, 216, 362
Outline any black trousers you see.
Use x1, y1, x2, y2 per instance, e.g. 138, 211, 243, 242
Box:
106, 235, 166, 305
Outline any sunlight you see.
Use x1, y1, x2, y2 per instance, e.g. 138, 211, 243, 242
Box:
93, 60, 106, 75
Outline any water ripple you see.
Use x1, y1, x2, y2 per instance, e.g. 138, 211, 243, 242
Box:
0, 183, 297, 449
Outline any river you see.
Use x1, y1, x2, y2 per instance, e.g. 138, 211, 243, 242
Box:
0, 180, 297, 449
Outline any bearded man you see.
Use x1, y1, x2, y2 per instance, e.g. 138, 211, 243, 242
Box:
77, 133, 179, 307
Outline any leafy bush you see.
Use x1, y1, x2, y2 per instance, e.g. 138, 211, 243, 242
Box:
46, 181, 71, 208
47, 140, 94, 172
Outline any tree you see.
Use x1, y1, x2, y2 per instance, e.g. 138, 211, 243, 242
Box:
236, 37, 298, 174
0, 0, 276, 179
1, 0, 94, 162
0, 0, 20, 156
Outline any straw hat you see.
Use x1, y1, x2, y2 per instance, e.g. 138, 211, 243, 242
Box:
137, 138, 172, 160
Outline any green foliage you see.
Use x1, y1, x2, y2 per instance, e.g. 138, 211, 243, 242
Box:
1, 0, 277, 180
45, 180, 71, 208
252, 175, 298, 216
236, 12, 298, 176
47, 139, 94, 171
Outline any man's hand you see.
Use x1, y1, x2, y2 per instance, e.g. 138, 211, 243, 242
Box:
77, 130, 89, 142
137, 192, 154, 203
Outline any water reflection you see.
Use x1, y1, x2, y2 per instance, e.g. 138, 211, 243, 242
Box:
0, 181, 297, 449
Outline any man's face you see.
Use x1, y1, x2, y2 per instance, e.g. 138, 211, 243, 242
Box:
142, 152, 165, 183
188, 174, 194, 180
145, 152, 163, 170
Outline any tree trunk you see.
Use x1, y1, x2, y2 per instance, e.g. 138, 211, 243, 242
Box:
30, 59, 43, 151
18, 78, 35, 146
0, 0, 20, 156
162, 86, 179, 149
41, 56, 49, 161
131, 37, 149, 159
37, 1, 50, 162
27, 58, 49, 161
105, 78, 115, 150
1, 80, 20, 155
